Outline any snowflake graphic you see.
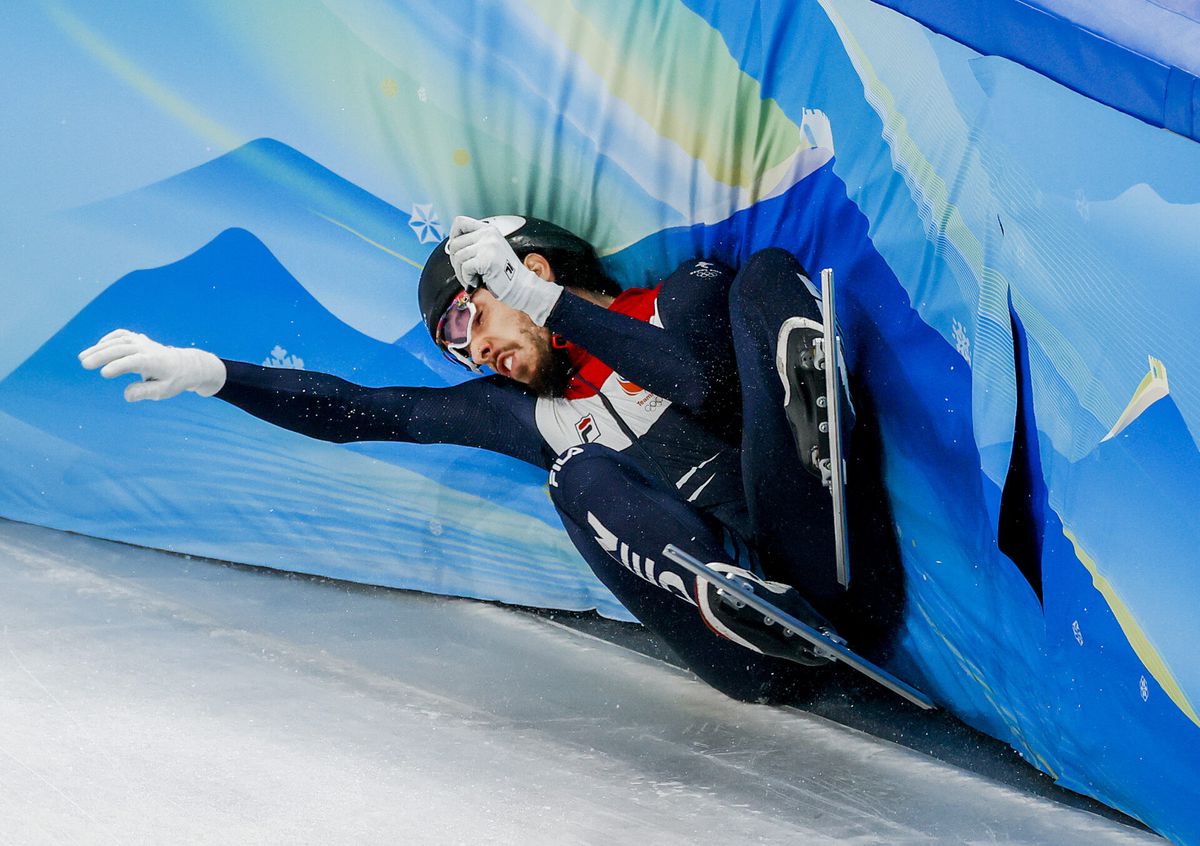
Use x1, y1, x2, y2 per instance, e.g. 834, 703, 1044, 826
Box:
1072, 620, 1083, 646
951, 318, 971, 363
263, 345, 304, 369
409, 203, 443, 244
1074, 188, 1090, 222
417, 86, 428, 103
1140, 675, 1149, 702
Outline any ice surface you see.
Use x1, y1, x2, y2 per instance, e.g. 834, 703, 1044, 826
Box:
0, 519, 1163, 845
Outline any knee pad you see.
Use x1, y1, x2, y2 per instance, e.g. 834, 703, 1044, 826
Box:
547, 443, 621, 504
729, 248, 811, 300
728, 249, 821, 330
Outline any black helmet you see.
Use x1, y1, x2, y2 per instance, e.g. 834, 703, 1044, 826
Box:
418, 215, 619, 344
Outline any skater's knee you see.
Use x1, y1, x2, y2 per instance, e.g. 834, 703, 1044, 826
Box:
747, 246, 807, 277
547, 443, 623, 506
728, 248, 811, 309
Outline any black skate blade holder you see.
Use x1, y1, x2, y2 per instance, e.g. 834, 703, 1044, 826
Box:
729, 574, 845, 650
804, 338, 835, 489
702, 567, 848, 661
819, 268, 851, 588
808, 338, 834, 488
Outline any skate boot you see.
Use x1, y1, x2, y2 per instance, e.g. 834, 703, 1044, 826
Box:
695, 563, 844, 667
775, 316, 856, 486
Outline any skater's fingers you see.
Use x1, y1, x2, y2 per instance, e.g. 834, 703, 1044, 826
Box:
446, 227, 491, 261
447, 215, 485, 243
458, 255, 488, 289
96, 328, 138, 346
79, 329, 136, 362
79, 329, 152, 363
449, 240, 481, 269
80, 341, 144, 371
99, 351, 151, 380
450, 242, 488, 289
124, 380, 170, 402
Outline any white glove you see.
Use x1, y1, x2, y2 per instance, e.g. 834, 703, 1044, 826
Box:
446, 216, 562, 326
78, 329, 226, 402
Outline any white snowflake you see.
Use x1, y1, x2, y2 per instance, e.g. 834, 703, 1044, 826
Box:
1140, 675, 1149, 702
409, 203, 443, 244
417, 86, 428, 103
951, 318, 971, 363
263, 345, 304, 369
1072, 619, 1083, 646
1074, 189, 1090, 222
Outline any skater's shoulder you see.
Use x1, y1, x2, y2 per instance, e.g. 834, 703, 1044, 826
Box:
667, 257, 735, 282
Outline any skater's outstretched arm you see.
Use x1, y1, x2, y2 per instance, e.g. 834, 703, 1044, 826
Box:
79, 329, 549, 468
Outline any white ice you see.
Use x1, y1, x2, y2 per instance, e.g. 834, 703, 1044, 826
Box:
0, 519, 1163, 845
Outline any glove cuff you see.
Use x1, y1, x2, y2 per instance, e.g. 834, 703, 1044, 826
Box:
507, 267, 563, 327
183, 348, 227, 396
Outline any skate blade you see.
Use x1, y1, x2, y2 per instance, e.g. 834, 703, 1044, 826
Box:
664, 544, 936, 710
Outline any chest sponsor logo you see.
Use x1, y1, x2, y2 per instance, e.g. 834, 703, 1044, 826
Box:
616, 376, 643, 395
576, 414, 600, 443
612, 375, 666, 413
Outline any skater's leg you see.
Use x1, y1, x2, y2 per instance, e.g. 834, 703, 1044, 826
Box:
728, 249, 843, 604
548, 444, 824, 702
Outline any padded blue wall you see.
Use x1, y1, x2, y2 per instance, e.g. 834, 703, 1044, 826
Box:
1, 2, 1196, 839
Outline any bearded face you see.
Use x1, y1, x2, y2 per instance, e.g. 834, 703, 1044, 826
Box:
461, 288, 573, 397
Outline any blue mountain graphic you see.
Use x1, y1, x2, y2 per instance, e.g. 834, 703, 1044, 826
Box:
66, 138, 439, 342
72, 137, 417, 252
1, 227, 439, 403
1054, 392, 1200, 675
1029, 391, 1200, 821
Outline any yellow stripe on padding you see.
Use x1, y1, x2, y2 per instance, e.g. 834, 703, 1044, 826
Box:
314, 212, 423, 269
524, 0, 803, 188
1102, 356, 1169, 442
1063, 526, 1199, 728
46, 3, 243, 150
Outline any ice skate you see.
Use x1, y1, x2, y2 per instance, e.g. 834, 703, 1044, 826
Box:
664, 544, 936, 709
775, 268, 854, 587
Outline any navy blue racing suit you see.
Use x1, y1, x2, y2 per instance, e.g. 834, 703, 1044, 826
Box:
216, 249, 837, 701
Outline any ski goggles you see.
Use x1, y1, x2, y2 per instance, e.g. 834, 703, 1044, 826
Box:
435, 289, 482, 373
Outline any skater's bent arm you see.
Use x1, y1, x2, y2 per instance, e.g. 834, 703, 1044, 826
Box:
544, 261, 737, 411
216, 362, 549, 467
